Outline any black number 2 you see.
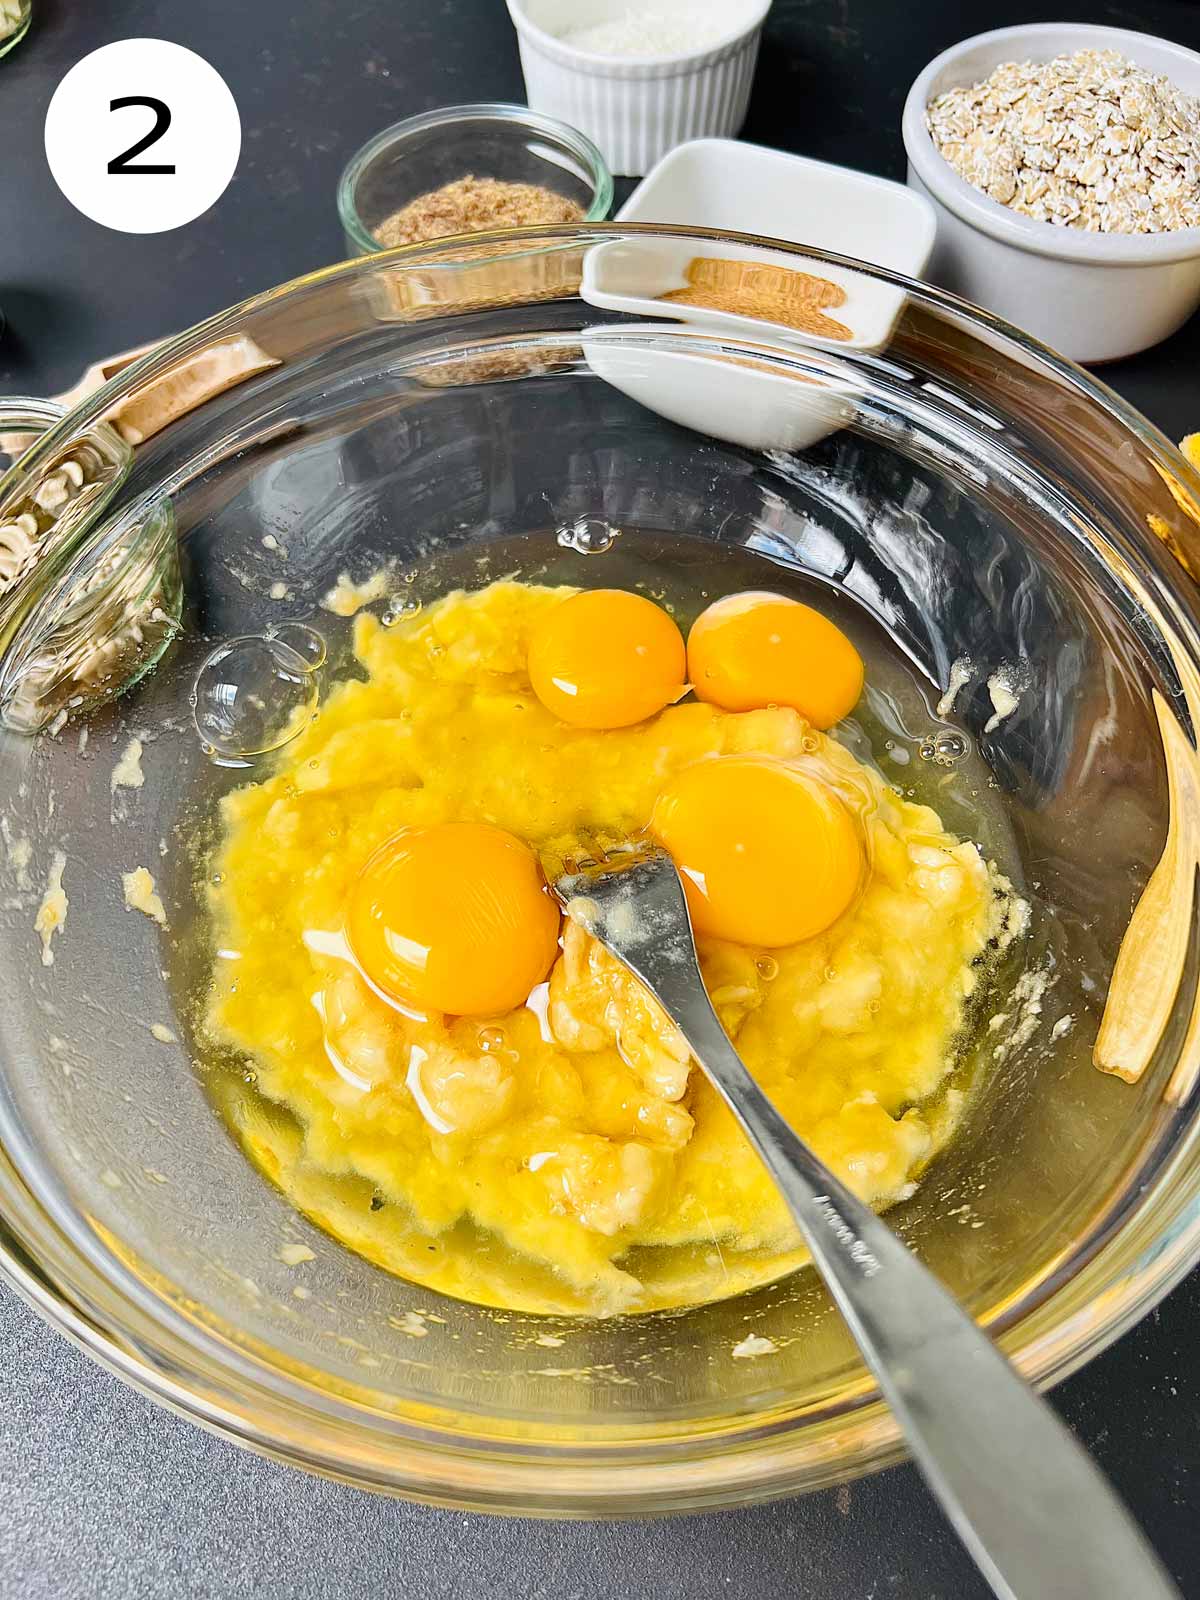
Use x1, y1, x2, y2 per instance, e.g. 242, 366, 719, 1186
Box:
107, 96, 175, 175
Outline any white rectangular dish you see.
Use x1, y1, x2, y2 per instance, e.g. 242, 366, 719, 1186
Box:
617, 138, 937, 269
582, 139, 937, 352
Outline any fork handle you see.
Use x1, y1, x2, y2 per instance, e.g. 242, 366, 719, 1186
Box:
665, 987, 1179, 1600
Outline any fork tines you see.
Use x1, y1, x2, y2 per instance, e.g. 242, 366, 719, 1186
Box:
539, 830, 661, 893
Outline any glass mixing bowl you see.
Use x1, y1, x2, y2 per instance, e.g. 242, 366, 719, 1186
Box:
2, 225, 1200, 1514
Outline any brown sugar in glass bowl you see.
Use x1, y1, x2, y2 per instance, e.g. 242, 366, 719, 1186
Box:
374, 175, 584, 248
338, 103, 612, 255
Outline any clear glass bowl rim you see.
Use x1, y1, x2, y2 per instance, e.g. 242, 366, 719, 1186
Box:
3, 222, 1200, 1512
335, 102, 615, 255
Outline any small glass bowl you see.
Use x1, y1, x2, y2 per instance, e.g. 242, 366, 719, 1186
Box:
337, 101, 613, 256
0, 0, 31, 60
0, 398, 181, 733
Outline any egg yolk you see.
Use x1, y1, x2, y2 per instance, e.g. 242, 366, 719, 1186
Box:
528, 588, 687, 729
687, 591, 863, 729
347, 822, 560, 1016
651, 757, 862, 947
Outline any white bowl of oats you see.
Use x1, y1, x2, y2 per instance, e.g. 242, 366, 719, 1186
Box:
903, 23, 1200, 362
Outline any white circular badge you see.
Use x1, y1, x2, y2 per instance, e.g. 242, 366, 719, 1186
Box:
44, 39, 241, 234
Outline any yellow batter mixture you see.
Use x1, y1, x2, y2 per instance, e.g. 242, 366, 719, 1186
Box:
205, 581, 1007, 1315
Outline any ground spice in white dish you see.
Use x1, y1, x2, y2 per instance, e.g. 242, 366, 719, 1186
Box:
373, 176, 585, 247
927, 48, 1200, 234
659, 257, 853, 339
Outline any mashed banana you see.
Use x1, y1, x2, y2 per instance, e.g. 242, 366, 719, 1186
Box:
205, 582, 1007, 1315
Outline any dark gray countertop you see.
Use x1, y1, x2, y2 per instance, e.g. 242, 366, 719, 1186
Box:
1, 2, 1198, 1596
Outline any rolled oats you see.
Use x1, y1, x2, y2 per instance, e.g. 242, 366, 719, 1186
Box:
927, 49, 1200, 234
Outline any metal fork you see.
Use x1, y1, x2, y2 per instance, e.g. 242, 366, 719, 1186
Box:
544, 836, 1179, 1600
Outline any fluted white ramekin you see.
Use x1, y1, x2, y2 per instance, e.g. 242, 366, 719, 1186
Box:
506, 0, 772, 177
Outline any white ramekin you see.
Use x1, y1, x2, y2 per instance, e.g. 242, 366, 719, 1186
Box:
505, 0, 772, 177
903, 23, 1200, 364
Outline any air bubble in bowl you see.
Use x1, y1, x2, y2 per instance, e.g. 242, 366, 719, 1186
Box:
266, 621, 327, 670
192, 634, 320, 762
919, 731, 970, 766
556, 516, 620, 555
381, 596, 422, 628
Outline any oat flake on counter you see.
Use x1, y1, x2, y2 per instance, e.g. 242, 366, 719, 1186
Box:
927, 49, 1200, 234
